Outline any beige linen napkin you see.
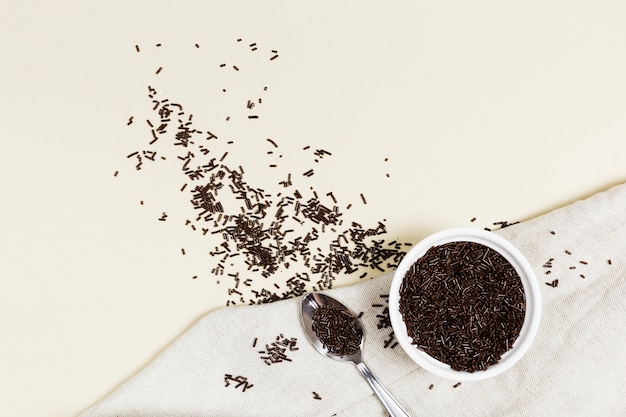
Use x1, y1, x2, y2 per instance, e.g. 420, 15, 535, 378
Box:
80, 183, 626, 417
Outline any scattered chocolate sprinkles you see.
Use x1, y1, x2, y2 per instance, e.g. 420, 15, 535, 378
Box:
156, 66, 163, 74
483, 220, 520, 232
399, 241, 525, 373
494, 220, 519, 229
546, 279, 559, 287
453, 382, 462, 388
372, 294, 398, 349
224, 374, 253, 392
311, 305, 362, 356
312, 391, 322, 400
258, 334, 299, 365
120, 42, 409, 307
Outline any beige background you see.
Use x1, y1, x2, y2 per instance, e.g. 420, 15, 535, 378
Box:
1, 1, 625, 416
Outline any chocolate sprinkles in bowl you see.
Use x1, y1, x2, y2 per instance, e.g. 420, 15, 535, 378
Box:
399, 241, 525, 373
389, 228, 541, 381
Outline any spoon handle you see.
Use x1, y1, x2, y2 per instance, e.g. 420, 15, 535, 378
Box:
355, 361, 411, 417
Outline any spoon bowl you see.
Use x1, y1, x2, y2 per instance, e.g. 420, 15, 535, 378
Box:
300, 292, 364, 363
301, 293, 411, 417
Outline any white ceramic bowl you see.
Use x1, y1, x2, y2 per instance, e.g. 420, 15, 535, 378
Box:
389, 228, 541, 381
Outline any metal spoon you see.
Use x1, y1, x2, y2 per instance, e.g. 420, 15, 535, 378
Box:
301, 292, 411, 417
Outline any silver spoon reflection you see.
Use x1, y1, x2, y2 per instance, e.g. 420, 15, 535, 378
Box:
301, 293, 411, 417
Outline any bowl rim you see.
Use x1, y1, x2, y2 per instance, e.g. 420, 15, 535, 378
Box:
388, 227, 541, 381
